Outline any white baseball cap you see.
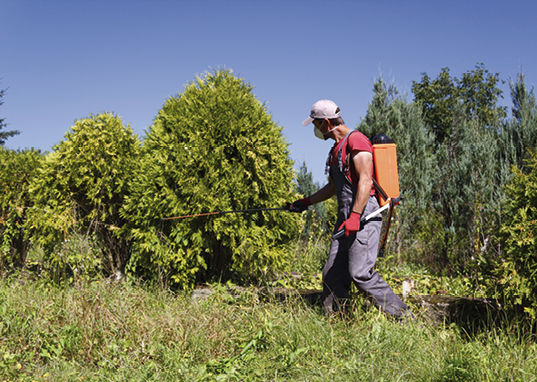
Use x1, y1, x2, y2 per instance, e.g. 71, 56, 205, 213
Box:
302, 99, 341, 126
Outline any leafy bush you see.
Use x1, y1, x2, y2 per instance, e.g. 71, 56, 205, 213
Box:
494, 151, 537, 317
0, 148, 42, 271
124, 70, 299, 288
25, 113, 141, 281
28, 233, 105, 284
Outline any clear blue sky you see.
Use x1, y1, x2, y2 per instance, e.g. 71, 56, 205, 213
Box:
2, 1, 536, 184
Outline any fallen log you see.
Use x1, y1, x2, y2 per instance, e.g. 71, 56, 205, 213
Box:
407, 294, 501, 326
191, 285, 503, 329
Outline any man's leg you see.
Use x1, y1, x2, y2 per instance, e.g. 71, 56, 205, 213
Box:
322, 238, 352, 313
348, 198, 407, 317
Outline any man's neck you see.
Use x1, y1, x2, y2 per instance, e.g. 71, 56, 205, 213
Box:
331, 124, 350, 143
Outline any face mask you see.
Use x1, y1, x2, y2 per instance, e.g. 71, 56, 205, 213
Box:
314, 126, 325, 140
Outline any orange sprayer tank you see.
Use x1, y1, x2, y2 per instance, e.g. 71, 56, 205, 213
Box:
372, 143, 400, 206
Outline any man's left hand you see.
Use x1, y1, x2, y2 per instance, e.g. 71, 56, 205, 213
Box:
338, 212, 361, 237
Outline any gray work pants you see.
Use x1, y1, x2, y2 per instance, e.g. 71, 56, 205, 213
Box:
322, 196, 407, 316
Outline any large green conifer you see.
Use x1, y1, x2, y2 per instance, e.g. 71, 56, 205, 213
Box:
500, 73, 537, 172
411, 65, 505, 272
0, 148, 42, 270
124, 70, 298, 287
0, 88, 20, 145
26, 113, 141, 280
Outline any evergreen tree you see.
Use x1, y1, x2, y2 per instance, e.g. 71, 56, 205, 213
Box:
26, 113, 141, 281
0, 88, 20, 145
362, 79, 398, 133
500, 73, 537, 171
124, 70, 299, 288
0, 148, 42, 271
492, 73, 537, 260
434, 104, 500, 269
411, 64, 505, 272
295, 162, 317, 196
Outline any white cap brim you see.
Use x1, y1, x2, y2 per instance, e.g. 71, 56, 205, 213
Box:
302, 99, 341, 126
302, 117, 314, 126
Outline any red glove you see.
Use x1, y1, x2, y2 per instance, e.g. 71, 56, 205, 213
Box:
338, 212, 361, 237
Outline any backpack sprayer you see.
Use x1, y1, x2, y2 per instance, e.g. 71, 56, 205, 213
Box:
333, 134, 401, 256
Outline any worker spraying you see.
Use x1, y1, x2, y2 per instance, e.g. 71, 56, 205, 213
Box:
287, 100, 409, 317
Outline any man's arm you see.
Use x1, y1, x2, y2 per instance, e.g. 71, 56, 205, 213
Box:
351, 150, 374, 215
309, 181, 336, 204
287, 181, 335, 212
335, 150, 373, 237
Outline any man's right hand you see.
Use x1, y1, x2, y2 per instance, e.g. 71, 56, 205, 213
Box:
285, 197, 311, 213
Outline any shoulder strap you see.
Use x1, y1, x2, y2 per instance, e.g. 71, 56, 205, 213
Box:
338, 131, 354, 172
343, 130, 359, 173
325, 131, 353, 175
372, 178, 388, 201
344, 131, 384, 199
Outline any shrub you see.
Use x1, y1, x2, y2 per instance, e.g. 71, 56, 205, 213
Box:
0, 148, 42, 272
123, 70, 299, 288
25, 113, 141, 281
494, 151, 537, 317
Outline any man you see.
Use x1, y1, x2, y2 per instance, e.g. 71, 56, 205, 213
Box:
288, 100, 408, 317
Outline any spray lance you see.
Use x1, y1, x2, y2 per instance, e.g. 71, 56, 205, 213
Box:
161, 206, 291, 221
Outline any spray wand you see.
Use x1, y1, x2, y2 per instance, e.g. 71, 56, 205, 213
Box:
161, 206, 289, 221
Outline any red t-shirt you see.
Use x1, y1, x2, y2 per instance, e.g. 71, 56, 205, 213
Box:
329, 131, 375, 195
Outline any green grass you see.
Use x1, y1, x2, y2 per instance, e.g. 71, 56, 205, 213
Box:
1, 278, 536, 381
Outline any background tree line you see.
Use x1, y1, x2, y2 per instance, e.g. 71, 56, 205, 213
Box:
1, 66, 537, 315
359, 64, 537, 315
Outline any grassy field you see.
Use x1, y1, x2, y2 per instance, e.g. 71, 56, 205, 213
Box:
1, 277, 536, 381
